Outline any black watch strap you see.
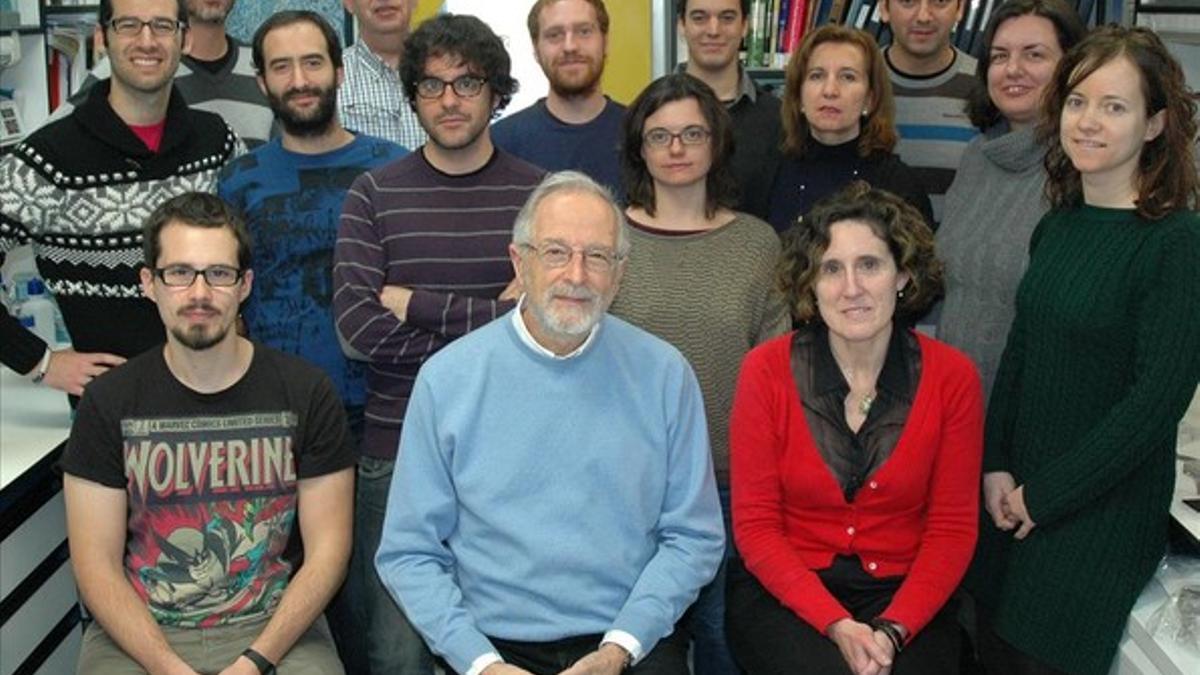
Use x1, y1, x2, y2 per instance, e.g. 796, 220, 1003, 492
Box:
241, 647, 276, 674
869, 618, 905, 654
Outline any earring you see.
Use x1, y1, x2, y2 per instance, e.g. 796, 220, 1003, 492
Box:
897, 288, 905, 298
862, 109, 869, 117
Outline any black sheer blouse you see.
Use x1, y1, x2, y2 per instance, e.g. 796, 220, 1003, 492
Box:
790, 324, 922, 502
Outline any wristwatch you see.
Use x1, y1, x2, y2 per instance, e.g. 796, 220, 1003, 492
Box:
31, 348, 51, 384
241, 647, 276, 674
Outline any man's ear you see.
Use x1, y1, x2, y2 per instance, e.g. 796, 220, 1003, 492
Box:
239, 269, 254, 304
508, 243, 524, 279
140, 266, 157, 302
256, 74, 268, 98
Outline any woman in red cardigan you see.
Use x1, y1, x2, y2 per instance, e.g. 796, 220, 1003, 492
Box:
726, 182, 983, 675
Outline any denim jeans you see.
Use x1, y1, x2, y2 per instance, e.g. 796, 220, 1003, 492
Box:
325, 407, 369, 674
685, 486, 740, 675
351, 454, 434, 675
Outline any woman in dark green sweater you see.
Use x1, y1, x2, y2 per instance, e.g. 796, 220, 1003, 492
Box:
973, 26, 1200, 675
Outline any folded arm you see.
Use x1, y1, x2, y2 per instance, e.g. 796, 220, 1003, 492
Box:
333, 180, 515, 365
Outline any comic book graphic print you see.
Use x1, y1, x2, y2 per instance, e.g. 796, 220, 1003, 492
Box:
121, 412, 299, 628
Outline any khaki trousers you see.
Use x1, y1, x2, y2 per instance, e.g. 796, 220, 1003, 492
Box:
76, 614, 345, 674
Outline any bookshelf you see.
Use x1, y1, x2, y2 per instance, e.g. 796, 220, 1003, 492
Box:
677, 0, 1136, 89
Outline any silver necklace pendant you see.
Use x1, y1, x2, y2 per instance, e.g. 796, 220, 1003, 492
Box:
858, 393, 875, 416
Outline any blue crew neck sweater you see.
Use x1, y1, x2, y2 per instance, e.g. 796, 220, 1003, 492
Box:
376, 311, 724, 674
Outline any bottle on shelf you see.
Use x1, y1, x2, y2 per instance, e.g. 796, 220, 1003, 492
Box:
18, 277, 57, 345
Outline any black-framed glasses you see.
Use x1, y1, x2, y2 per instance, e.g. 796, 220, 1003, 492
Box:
518, 242, 623, 274
643, 125, 712, 148
154, 265, 243, 288
415, 75, 488, 99
108, 17, 186, 37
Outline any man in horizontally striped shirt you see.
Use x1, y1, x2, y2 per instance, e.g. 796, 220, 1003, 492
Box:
332, 13, 544, 675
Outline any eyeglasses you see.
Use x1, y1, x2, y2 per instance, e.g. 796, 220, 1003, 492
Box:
154, 265, 243, 288
415, 75, 488, 99
519, 242, 623, 274
643, 125, 712, 148
108, 17, 185, 38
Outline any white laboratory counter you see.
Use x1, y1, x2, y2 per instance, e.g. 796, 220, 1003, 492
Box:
0, 366, 71, 488
0, 366, 81, 675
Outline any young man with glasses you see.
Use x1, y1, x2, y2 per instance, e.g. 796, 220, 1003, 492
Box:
61, 191, 355, 675
491, 0, 626, 196
375, 171, 724, 675
57, 1, 274, 149
332, 13, 544, 675
0, 0, 241, 399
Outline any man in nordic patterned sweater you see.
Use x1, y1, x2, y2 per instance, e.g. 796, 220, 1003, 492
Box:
0, 0, 242, 398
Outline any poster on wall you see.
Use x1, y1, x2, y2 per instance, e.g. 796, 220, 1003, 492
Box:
226, 0, 346, 43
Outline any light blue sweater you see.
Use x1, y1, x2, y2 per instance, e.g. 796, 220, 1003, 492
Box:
375, 311, 725, 673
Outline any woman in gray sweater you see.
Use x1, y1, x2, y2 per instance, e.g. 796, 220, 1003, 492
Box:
936, 0, 1084, 398
610, 73, 788, 675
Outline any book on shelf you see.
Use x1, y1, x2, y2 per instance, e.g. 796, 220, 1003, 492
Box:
744, 0, 815, 69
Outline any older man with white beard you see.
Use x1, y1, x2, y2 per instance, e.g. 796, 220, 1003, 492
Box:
375, 171, 724, 675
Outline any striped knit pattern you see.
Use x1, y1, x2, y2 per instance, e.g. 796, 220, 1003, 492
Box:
888, 48, 978, 225
936, 126, 1048, 399
333, 150, 544, 459
608, 214, 789, 481
975, 206, 1200, 674
59, 40, 273, 148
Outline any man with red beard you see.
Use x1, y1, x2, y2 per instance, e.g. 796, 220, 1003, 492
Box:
491, 0, 625, 197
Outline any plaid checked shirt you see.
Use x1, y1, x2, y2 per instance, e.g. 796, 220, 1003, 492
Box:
338, 42, 428, 150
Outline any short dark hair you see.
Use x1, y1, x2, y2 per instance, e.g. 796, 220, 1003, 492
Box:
675, 0, 750, 20
1039, 25, 1198, 219
778, 181, 943, 324
528, 0, 610, 41
400, 14, 518, 114
99, 0, 188, 31
782, 25, 896, 158
621, 73, 738, 219
251, 10, 343, 74
143, 193, 252, 271
966, 0, 1085, 131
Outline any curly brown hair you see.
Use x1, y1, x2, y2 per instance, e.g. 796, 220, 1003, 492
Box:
781, 25, 896, 159
778, 182, 943, 324
1039, 25, 1199, 220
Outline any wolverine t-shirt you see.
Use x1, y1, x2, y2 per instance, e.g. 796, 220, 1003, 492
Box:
59, 344, 355, 627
